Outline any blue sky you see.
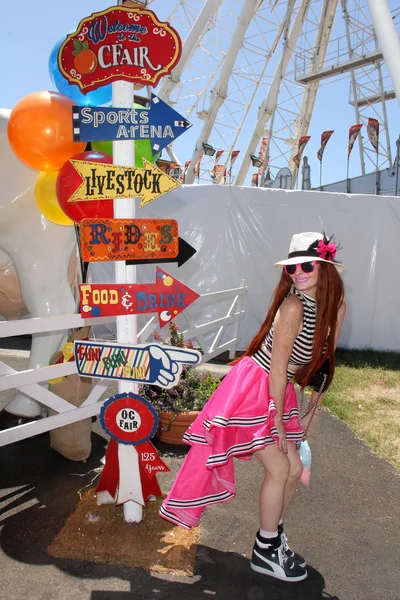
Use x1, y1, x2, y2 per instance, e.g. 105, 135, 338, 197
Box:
1, 0, 399, 187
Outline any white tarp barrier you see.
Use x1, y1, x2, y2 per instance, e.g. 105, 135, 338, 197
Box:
90, 185, 400, 351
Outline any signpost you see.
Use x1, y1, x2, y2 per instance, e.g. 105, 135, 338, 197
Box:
72, 94, 192, 153
58, 0, 190, 523
66, 158, 180, 207
80, 217, 179, 262
79, 267, 200, 325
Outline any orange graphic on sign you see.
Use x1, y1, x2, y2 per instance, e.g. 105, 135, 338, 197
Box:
80, 218, 178, 262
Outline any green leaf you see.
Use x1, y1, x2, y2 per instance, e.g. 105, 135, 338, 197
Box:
73, 39, 83, 52
83, 40, 89, 49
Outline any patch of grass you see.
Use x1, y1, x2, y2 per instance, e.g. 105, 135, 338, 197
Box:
323, 349, 400, 470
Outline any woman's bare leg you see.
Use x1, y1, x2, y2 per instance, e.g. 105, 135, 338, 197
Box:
254, 443, 290, 531
281, 442, 303, 518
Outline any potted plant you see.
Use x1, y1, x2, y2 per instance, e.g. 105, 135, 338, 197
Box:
139, 322, 221, 445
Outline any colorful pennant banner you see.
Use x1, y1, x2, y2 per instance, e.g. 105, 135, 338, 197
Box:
293, 136, 311, 167
317, 130, 334, 162
348, 124, 363, 157
367, 118, 379, 154
258, 137, 268, 176
228, 150, 240, 176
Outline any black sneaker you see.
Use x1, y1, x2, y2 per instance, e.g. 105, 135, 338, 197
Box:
277, 524, 306, 567
251, 535, 307, 582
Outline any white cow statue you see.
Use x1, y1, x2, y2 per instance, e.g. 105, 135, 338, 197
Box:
0, 108, 78, 421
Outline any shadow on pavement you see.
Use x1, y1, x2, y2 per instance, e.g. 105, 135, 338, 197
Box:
0, 432, 336, 600
0, 431, 107, 565
56, 546, 336, 600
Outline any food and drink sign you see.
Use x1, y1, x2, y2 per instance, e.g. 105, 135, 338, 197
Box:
57, 6, 182, 92
79, 266, 200, 326
80, 218, 179, 262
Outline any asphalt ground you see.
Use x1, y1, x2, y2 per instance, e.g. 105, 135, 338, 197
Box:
0, 348, 399, 600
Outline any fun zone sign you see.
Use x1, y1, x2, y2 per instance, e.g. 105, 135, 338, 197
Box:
58, 6, 182, 92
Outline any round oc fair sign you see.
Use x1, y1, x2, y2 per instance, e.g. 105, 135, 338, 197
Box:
100, 392, 158, 445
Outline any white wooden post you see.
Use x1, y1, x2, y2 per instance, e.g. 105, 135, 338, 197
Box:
111, 74, 142, 522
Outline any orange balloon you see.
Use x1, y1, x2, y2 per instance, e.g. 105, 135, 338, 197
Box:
7, 91, 86, 171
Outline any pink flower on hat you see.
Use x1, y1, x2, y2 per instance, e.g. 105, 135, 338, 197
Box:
317, 239, 337, 260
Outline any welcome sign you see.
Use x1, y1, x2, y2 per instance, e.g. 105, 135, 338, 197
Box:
58, 6, 182, 92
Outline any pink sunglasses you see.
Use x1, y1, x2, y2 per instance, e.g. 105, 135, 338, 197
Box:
283, 261, 317, 276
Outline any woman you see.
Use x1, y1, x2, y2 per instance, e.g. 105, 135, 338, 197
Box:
159, 232, 346, 583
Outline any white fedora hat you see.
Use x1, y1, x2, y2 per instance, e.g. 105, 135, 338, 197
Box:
275, 232, 344, 272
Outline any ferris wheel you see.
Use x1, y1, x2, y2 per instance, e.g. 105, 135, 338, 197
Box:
142, 0, 400, 188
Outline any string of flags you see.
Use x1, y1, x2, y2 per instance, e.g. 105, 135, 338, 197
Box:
177, 117, 380, 186
250, 118, 380, 186
178, 149, 241, 184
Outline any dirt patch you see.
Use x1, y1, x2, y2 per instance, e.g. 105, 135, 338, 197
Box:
47, 490, 199, 576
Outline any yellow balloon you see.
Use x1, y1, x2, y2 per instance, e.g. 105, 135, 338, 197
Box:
34, 171, 73, 226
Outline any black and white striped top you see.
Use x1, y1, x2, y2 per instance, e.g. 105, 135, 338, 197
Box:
251, 288, 316, 381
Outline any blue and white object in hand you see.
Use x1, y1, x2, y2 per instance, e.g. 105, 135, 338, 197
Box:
298, 440, 312, 487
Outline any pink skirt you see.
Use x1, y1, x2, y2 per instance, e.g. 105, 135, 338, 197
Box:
159, 357, 304, 529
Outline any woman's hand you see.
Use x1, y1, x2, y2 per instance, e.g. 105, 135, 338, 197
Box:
274, 418, 288, 454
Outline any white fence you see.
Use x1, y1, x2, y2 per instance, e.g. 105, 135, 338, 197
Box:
0, 281, 247, 447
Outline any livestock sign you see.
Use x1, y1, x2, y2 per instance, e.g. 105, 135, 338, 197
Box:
66, 158, 180, 207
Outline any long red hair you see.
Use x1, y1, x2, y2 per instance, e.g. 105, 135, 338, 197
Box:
232, 262, 344, 389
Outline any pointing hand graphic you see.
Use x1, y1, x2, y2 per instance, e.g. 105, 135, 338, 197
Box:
147, 344, 202, 388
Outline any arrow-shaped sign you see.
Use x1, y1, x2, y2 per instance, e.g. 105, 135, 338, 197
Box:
79, 267, 199, 327
75, 342, 201, 387
67, 158, 180, 208
80, 218, 179, 262
126, 237, 196, 268
148, 94, 192, 153
72, 94, 192, 153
